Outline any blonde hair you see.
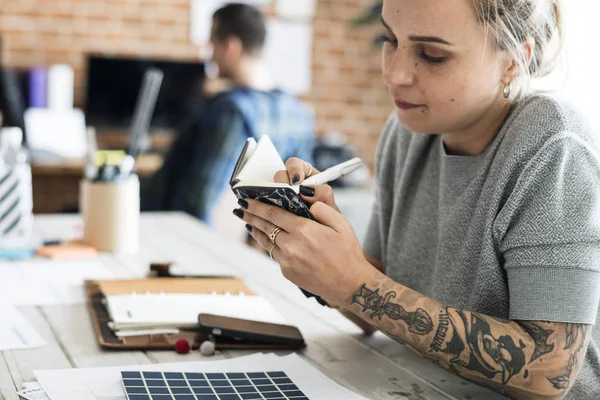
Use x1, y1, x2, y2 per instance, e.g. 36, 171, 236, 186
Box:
471, 0, 564, 95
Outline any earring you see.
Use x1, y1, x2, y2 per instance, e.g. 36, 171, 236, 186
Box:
503, 84, 512, 99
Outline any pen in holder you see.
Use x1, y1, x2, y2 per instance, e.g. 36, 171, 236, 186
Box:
80, 175, 140, 253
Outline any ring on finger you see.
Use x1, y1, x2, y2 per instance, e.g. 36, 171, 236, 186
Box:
306, 163, 313, 178
269, 227, 283, 245
268, 244, 277, 260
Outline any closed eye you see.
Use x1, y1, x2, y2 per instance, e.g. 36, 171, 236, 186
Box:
420, 49, 447, 64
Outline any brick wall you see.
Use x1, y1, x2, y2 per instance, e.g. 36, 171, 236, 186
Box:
0, 0, 390, 168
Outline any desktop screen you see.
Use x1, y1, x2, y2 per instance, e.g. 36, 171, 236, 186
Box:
85, 55, 205, 130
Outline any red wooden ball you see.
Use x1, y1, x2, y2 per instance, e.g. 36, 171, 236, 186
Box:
174, 338, 190, 354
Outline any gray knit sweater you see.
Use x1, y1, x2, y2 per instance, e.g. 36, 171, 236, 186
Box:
364, 94, 600, 398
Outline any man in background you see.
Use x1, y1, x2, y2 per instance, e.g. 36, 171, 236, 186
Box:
141, 3, 315, 223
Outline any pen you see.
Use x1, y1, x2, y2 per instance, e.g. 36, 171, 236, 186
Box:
84, 128, 98, 180
297, 157, 363, 187
43, 239, 63, 246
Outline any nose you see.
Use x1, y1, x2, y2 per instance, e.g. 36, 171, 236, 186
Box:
383, 49, 416, 88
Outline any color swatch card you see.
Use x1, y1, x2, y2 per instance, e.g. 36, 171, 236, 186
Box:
121, 370, 307, 400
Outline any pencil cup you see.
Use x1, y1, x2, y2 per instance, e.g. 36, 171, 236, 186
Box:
80, 176, 140, 253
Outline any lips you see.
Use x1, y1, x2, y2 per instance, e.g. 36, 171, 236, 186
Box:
394, 98, 423, 110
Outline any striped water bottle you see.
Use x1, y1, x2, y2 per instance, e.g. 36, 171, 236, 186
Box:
0, 127, 33, 248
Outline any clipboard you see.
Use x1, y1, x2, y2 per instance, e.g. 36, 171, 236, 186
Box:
85, 277, 305, 351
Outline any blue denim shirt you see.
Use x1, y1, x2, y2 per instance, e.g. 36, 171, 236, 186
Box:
141, 88, 315, 223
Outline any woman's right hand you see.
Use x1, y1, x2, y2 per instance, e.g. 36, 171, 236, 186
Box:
274, 157, 341, 213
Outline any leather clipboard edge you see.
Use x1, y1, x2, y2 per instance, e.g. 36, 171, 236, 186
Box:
84, 279, 306, 351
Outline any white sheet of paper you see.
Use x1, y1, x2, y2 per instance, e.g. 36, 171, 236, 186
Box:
236, 135, 285, 183
105, 293, 288, 330
264, 19, 313, 94
17, 383, 50, 400
35, 353, 367, 400
0, 306, 45, 351
276, 0, 317, 19
190, 0, 271, 46
0, 260, 116, 305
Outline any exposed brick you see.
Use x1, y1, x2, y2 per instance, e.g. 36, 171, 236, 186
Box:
0, 0, 389, 170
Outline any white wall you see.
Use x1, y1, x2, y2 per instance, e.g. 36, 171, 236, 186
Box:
532, 0, 600, 130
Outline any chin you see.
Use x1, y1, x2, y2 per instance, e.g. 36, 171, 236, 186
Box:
395, 110, 438, 135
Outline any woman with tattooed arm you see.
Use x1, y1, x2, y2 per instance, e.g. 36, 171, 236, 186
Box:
234, 0, 600, 398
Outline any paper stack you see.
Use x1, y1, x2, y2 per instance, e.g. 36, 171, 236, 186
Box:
32, 353, 366, 400
105, 293, 289, 333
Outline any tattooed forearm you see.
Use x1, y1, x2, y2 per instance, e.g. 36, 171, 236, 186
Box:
347, 279, 592, 398
548, 355, 577, 390
564, 324, 588, 350
429, 310, 450, 352
429, 308, 527, 385
547, 323, 590, 392
519, 321, 555, 363
351, 284, 433, 335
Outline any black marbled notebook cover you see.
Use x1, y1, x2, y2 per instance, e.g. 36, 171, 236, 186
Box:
233, 186, 315, 221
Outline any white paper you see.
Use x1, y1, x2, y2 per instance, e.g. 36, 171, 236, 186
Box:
276, 0, 317, 19
24, 108, 87, 161
35, 353, 366, 400
190, 0, 271, 46
17, 383, 50, 400
264, 19, 313, 94
236, 135, 285, 183
0, 260, 116, 305
0, 306, 45, 351
106, 293, 288, 330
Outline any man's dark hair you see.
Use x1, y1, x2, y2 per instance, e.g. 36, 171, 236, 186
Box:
212, 3, 266, 54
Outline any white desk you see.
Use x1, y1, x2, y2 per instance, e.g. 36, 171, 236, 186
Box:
0, 213, 503, 400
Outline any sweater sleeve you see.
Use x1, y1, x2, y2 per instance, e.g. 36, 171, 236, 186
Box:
495, 132, 600, 323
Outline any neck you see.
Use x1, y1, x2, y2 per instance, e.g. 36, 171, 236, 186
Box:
442, 100, 513, 156
231, 57, 273, 92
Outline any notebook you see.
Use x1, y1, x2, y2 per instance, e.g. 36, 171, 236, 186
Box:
105, 293, 288, 331
85, 277, 305, 350
229, 136, 327, 306
229, 135, 314, 220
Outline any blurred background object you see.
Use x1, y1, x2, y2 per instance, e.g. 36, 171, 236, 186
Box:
0, 0, 392, 218
1, 0, 596, 238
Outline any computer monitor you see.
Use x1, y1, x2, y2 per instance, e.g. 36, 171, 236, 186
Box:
84, 55, 206, 130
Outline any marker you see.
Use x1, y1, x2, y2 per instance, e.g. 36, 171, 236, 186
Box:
292, 157, 363, 190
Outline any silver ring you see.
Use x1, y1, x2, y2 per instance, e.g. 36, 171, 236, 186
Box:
269, 244, 277, 260
269, 227, 283, 245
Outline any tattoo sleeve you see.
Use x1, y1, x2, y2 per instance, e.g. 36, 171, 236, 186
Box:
347, 280, 592, 399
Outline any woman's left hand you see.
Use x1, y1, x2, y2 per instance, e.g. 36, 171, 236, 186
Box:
236, 199, 376, 307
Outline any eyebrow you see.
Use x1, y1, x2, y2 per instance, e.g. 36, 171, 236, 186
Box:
380, 17, 454, 46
